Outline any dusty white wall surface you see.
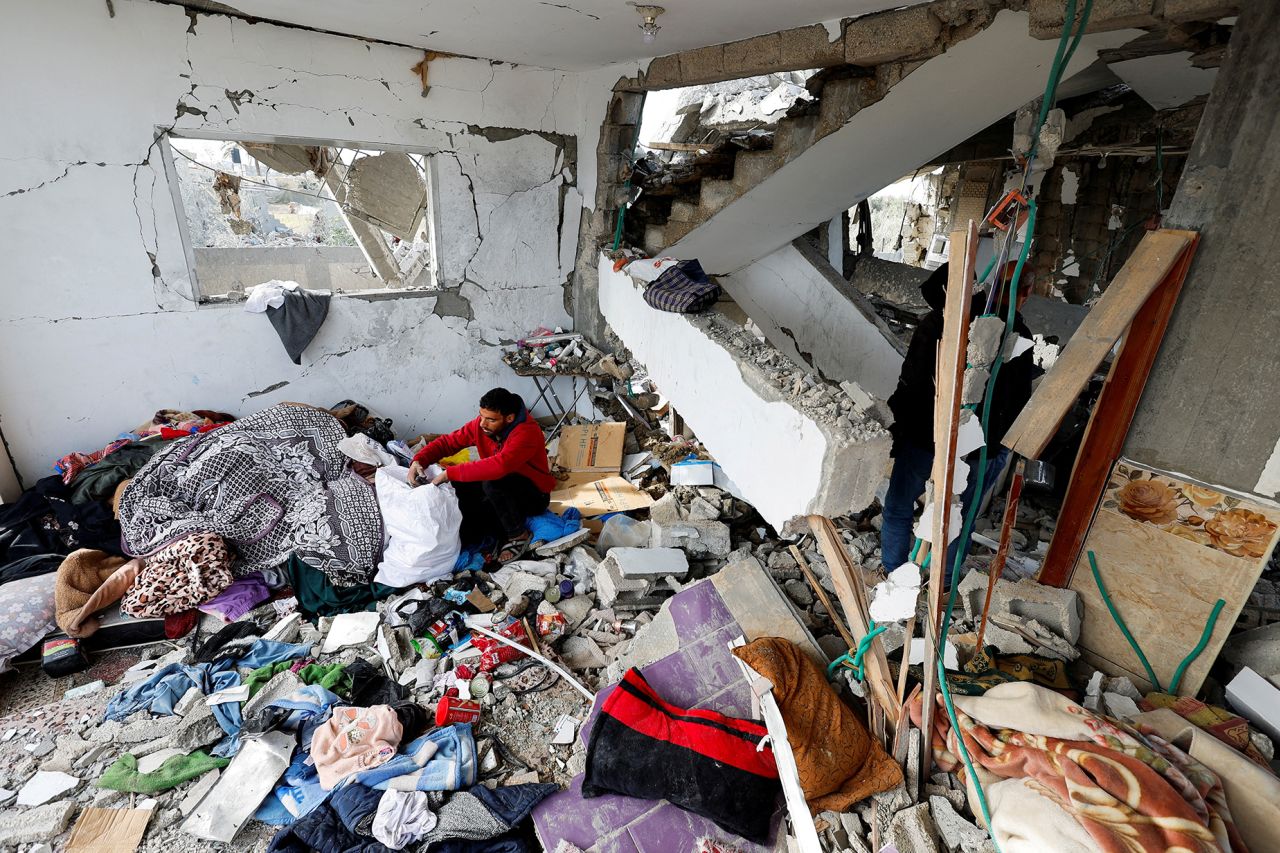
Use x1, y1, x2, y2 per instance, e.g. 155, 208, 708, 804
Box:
721, 242, 904, 399
0, 0, 587, 481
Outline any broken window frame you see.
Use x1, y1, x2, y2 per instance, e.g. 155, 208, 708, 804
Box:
158, 129, 441, 304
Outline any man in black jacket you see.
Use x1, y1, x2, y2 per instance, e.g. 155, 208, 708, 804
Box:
880, 262, 1037, 573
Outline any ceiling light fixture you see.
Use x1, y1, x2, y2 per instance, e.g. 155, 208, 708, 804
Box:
630, 3, 665, 44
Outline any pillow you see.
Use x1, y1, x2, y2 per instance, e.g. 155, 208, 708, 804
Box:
732, 636, 904, 812
0, 572, 58, 672
121, 533, 233, 618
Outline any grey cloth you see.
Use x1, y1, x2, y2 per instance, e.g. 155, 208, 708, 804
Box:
266, 289, 330, 365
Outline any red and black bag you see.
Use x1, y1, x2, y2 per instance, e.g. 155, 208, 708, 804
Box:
582, 668, 781, 842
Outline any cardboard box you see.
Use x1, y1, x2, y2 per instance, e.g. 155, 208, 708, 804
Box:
556, 422, 625, 488
550, 476, 654, 517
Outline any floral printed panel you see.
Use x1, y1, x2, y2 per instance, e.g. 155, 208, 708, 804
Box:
1102, 462, 1280, 560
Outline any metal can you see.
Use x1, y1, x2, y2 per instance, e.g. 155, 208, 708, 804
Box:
435, 695, 482, 726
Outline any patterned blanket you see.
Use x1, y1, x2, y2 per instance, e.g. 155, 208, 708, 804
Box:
911, 681, 1246, 853
119, 404, 381, 587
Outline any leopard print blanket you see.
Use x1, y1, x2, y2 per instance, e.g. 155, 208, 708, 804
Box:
118, 404, 382, 587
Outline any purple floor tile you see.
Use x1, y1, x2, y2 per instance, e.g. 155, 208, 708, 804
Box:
625, 800, 781, 853
668, 579, 737, 642
533, 774, 655, 850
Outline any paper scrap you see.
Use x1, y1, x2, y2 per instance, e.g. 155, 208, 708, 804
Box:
206, 685, 251, 706
955, 411, 986, 457
915, 499, 963, 545
551, 715, 579, 745
321, 611, 381, 654
66, 806, 153, 853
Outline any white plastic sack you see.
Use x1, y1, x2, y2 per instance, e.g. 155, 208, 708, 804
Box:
374, 465, 462, 587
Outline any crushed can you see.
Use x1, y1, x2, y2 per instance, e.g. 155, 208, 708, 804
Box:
435, 695, 482, 726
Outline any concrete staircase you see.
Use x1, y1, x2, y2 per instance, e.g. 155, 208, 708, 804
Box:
639, 71, 870, 255
637, 10, 1136, 276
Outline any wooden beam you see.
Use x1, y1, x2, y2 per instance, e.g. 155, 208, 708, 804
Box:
1000, 229, 1195, 459
1037, 232, 1199, 586
975, 460, 1026, 652
918, 222, 977, 787
807, 516, 898, 726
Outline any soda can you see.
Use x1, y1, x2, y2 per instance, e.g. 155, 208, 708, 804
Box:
435, 695, 482, 726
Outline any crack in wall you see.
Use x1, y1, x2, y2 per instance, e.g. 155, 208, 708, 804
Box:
537, 2, 601, 22
244, 380, 291, 399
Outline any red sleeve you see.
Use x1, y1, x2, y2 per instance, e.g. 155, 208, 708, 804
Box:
412, 420, 478, 467
445, 425, 543, 483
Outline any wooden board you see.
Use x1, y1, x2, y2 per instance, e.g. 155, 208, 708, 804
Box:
808, 515, 898, 722
1066, 461, 1280, 696
1001, 229, 1194, 458
918, 224, 976, 786
1039, 232, 1199, 587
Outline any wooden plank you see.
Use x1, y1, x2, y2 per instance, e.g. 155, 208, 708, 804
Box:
975, 460, 1026, 650
791, 545, 856, 651
807, 516, 898, 723
1001, 229, 1194, 458
1038, 233, 1199, 586
919, 223, 977, 787
1067, 461, 1280, 695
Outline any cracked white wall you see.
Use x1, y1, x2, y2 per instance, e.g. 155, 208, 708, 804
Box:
0, 0, 586, 481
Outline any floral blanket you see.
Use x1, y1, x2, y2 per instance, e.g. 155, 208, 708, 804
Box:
119, 404, 381, 587
911, 681, 1246, 853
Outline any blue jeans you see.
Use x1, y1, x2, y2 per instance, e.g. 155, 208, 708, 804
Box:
880, 439, 1009, 573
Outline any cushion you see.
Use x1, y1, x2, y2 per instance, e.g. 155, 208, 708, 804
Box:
732, 636, 904, 812
0, 572, 58, 673
582, 667, 781, 843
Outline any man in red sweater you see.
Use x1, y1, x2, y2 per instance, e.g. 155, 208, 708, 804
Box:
408, 387, 555, 559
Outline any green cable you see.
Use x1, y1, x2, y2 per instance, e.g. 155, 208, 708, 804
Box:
611, 105, 648, 251
826, 622, 888, 680
1087, 551, 1162, 691
1168, 598, 1225, 695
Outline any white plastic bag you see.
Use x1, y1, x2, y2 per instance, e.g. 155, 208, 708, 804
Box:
374, 465, 462, 587
596, 514, 650, 553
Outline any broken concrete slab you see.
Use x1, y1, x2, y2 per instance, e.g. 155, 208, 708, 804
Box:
599, 256, 891, 529
178, 768, 220, 817
0, 800, 77, 846
929, 795, 991, 853
1221, 621, 1280, 679
609, 546, 689, 578
595, 556, 660, 610
559, 636, 608, 671
534, 528, 591, 556
888, 801, 943, 853
16, 770, 80, 806
709, 556, 826, 671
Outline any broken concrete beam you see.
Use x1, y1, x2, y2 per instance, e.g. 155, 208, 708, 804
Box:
845, 6, 943, 65
0, 800, 77, 846
600, 255, 891, 530
1029, 0, 1159, 37
609, 546, 690, 578
650, 517, 731, 558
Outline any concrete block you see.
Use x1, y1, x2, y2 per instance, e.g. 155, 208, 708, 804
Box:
595, 556, 650, 608
610, 546, 690, 578
1029, 0, 1158, 37
888, 801, 943, 853
1162, 0, 1239, 22
0, 800, 76, 846
958, 569, 1082, 644
845, 6, 942, 66
929, 795, 991, 853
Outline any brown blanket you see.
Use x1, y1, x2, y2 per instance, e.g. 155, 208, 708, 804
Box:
55, 550, 140, 637
733, 637, 903, 813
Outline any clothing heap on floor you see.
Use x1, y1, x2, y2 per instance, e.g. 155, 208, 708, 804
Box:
0, 399, 578, 851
